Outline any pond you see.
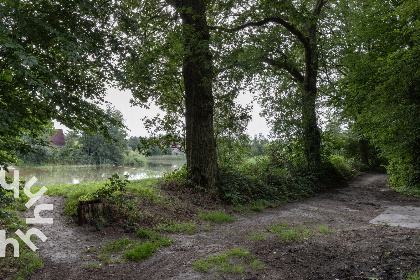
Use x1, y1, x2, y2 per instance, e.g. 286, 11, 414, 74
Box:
6, 160, 185, 187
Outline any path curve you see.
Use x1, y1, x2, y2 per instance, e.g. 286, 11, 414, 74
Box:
31, 173, 420, 280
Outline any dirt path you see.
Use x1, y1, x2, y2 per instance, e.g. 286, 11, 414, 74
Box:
31, 173, 420, 280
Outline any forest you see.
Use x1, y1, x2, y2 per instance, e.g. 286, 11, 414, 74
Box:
1, 0, 419, 279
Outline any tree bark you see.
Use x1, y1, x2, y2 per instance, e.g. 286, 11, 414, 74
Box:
301, 6, 322, 172
359, 137, 369, 166
174, 0, 218, 195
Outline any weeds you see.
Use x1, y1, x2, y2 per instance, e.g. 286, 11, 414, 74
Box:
42, 178, 160, 216
247, 232, 267, 241
407, 268, 420, 280
198, 211, 235, 223
97, 231, 173, 263
157, 221, 197, 234
85, 261, 102, 269
318, 225, 334, 235
193, 248, 264, 274
268, 223, 311, 243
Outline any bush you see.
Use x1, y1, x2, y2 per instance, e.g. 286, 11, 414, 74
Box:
329, 155, 357, 180
79, 174, 129, 204
217, 156, 325, 205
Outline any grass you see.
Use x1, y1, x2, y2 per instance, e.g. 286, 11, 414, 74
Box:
145, 155, 186, 161
249, 199, 278, 212
102, 237, 135, 253
85, 261, 102, 269
97, 230, 173, 263
247, 232, 267, 241
193, 248, 264, 274
198, 211, 235, 223
156, 221, 197, 234
0, 213, 44, 280
124, 236, 172, 261
41, 178, 160, 216
318, 225, 334, 235
407, 268, 420, 280
268, 222, 311, 243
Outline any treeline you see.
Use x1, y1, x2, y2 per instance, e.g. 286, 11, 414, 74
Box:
17, 109, 176, 166
1, 0, 418, 196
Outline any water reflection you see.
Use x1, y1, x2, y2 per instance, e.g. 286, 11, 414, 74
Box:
7, 160, 185, 187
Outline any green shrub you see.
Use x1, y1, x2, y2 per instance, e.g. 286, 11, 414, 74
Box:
217, 156, 324, 205
329, 155, 356, 180
79, 174, 129, 203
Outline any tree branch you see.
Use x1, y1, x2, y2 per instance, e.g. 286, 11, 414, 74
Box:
263, 57, 304, 83
313, 0, 326, 16
209, 17, 309, 46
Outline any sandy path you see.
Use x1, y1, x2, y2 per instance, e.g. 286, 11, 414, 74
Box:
31, 173, 420, 280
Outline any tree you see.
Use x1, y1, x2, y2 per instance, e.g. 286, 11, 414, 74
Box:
79, 108, 129, 165
117, 0, 218, 194
209, 0, 329, 172
337, 0, 420, 189
0, 0, 131, 167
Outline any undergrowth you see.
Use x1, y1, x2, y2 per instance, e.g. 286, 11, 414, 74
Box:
193, 248, 264, 274
43, 177, 160, 216
407, 268, 420, 280
0, 176, 43, 280
97, 229, 172, 263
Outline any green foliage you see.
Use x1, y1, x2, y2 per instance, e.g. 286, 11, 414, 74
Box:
329, 155, 357, 180
18, 108, 130, 166
124, 236, 172, 262
193, 248, 264, 274
156, 221, 197, 235
407, 268, 420, 280
217, 153, 325, 205
135, 228, 157, 239
0, 194, 43, 279
0, 237, 44, 280
79, 174, 129, 203
317, 225, 334, 235
247, 232, 267, 241
44, 178, 159, 217
102, 237, 134, 253
99, 232, 172, 263
0, 174, 26, 219
337, 0, 420, 191
249, 134, 270, 157
163, 164, 192, 187
0, 0, 132, 166
198, 211, 236, 223
268, 223, 311, 243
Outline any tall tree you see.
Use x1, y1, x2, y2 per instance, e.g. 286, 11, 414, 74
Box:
209, 0, 328, 171
0, 0, 131, 166
337, 0, 420, 189
118, 0, 218, 193
173, 0, 218, 193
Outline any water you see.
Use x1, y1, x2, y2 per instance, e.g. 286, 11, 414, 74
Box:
6, 160, 185, 187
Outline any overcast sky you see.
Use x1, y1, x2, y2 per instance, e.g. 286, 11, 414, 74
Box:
55, 88, 270, 137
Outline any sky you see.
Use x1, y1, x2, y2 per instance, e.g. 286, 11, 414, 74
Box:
55, 88, 270, 137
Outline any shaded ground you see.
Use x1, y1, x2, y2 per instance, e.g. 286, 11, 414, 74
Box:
30, 173, 420, 280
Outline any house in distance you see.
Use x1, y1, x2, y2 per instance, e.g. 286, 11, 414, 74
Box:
50, 129, 66, 149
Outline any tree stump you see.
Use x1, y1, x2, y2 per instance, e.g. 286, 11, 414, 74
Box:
77, 199, 108, 226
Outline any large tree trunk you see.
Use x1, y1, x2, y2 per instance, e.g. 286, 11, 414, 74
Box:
301, 79, 321, 172
175, 0, 218, 195
302, 14, 322, 172
359, 137, 369, 166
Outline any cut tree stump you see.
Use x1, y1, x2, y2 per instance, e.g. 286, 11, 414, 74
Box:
77, 199, 108, 226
